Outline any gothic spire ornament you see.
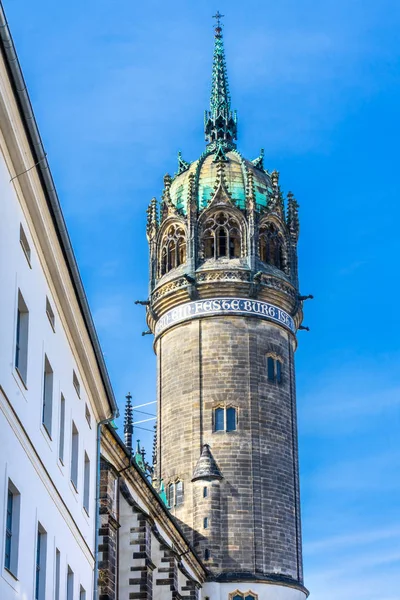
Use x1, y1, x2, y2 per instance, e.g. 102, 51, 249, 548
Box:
204, 14, 237, 151
124, 393, 133, 453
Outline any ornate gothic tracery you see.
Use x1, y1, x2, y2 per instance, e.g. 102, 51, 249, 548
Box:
159, 223, 186, 276
201, 211, 242, 260
259, 222, 287, 273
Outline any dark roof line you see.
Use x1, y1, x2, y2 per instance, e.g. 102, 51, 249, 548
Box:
0, 4, 118, 417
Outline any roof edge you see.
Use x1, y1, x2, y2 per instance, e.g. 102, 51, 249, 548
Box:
0, 4, 118, 417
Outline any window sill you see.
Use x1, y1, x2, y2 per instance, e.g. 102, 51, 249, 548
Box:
4, 566, 18, 581
2, 565, 19, 591
70, 479, 78, 494
12, 369, 28, 401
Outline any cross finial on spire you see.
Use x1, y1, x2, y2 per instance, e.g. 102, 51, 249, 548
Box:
212, 11, 224, 28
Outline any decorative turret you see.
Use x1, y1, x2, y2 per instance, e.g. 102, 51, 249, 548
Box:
192, 444, 223, 481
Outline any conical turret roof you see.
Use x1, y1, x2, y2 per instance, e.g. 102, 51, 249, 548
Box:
192, 444, 223, 481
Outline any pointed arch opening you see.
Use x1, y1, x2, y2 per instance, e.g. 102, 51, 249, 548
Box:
159, 223, 187, 277
259, 222, 287, 272
200, 211, 243, 260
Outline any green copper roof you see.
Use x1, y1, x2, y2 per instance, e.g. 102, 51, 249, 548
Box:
169, 150, 273, 213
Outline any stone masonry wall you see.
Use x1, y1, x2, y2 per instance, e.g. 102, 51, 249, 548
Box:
157, 315, 302, 583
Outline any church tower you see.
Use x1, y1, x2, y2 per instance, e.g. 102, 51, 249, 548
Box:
146, 14, 308, 600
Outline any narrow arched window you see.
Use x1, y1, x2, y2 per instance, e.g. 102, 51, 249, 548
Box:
201, 212, 242, 260
259, 223, 286, 272
159, 224, 186, 276
267, 356, 283, 384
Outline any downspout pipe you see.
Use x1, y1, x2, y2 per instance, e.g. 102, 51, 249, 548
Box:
94, 413, 118, 600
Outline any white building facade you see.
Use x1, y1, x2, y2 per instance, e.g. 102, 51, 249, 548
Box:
0, 6, 118, 599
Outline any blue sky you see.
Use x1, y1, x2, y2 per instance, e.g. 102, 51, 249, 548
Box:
5, 0, 400, 597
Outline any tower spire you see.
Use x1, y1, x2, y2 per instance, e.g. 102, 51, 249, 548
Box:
204, 13, 237, 150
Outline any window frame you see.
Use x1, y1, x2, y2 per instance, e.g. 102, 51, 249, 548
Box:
35, 523, 47, 600
73, 370, 80, 398
59, 395, 66, 464
4, 479, 20, 578
213, 406, 237, 433
45, 297, 55, 331
267, 355, 283, 384
83, 452, 90, 514
15, 291, 29, 385
19, 224, 31, 266
42, 356, 54, 438
70, 422, 79, 491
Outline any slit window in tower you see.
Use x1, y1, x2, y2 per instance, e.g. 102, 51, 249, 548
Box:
203, 486, 208, 498
267, 357, 275, 381
267, 356, 283, 384
276, 360, 282, 384
214, 407, 224, 431
204, 548, 210, 561
175, 481, 184, 506
226, 407, 237, 432
203, 517, 208, 529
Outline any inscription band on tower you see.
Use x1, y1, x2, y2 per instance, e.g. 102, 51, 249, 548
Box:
154, 297, 295, 338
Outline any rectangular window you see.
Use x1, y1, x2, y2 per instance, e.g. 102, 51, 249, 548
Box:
4, 480, 20, 576
83, 453, 90, 514
276, 360, 282, 384
66, 566, 74, 600
167, 483, 174, 508
55, 549, 60, 600
42, 356, 53, 437
45, 297, 55, 330
203, 486, 208, 498
267, 356, 275, 381
71, 422, 79, 490
175, 481, 184, 506
85, 404, 91, 428
19, 224, 31, 264
203, 517, 208, 529
80, 585, 86, 600
73, 370, 80, 397
35, 524, 47, 600
226, 407, 237, 432
59, 395, 66, 463
214, 407, 224, 431
15, 291, 29, 384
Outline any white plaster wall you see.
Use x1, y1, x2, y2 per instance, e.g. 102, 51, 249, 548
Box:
202, 582, 307, 600
0, 144, 98, 597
